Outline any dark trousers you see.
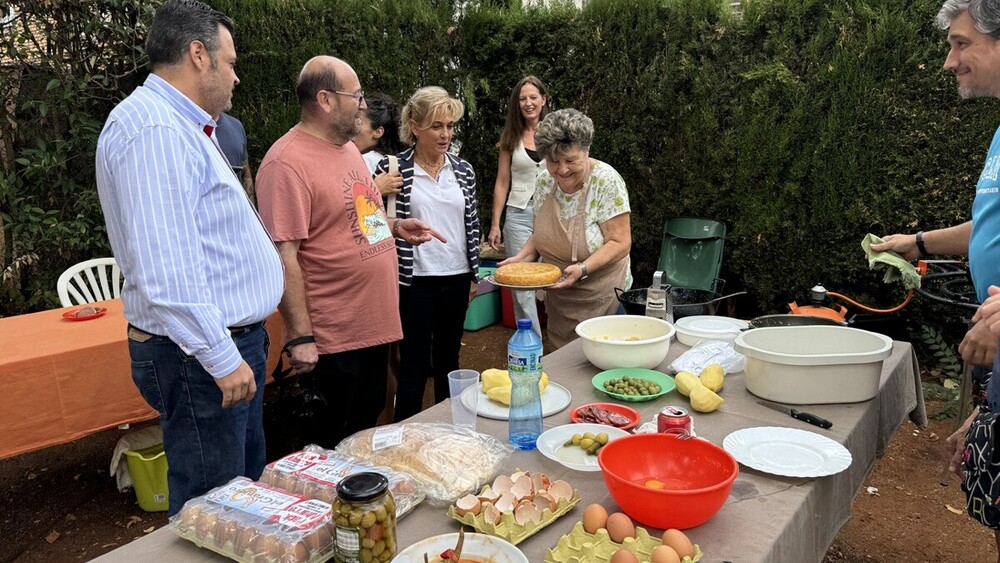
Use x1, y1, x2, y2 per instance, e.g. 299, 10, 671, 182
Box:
305, 343, 390, 449
395, 274, 470, 421
128, 324, 268, 516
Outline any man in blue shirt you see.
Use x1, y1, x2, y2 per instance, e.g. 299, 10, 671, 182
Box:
215, 112, 256, 205
875, 0, 1000, 543
95, 0, 283, 515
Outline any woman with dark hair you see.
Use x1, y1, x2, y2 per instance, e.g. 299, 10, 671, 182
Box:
355, 93, 405, 196
487, 76, 550, 334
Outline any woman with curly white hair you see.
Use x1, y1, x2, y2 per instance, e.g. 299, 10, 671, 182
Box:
500, 108, 631, 349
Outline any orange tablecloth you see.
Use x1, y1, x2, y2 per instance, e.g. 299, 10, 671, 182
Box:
0, 300, 284, 460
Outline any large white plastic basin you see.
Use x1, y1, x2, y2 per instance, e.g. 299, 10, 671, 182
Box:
575, 315, 675, 370
733, 326, 893, 404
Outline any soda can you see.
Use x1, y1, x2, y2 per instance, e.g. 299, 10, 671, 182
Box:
657, 406, 692, 436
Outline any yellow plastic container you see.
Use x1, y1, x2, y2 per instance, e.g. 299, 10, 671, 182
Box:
124, 443, 169, 512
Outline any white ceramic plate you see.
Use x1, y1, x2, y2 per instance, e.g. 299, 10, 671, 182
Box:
461, 382, 572, 421
485, 274, 564, 290
391, 532, 528, 563
723, 426, 852, 478
536, 423, 631, 472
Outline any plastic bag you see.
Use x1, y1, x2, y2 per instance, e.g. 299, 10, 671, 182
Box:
258, 445, 424, 519
669, 339, 746, 374
170, 476, 335, 563
335, 423, 514, 506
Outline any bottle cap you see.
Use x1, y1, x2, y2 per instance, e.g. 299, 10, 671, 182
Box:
516, 318, 533, 330
336, 472, 389, 502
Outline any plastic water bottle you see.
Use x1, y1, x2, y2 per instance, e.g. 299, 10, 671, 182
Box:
508, 318, 544, 450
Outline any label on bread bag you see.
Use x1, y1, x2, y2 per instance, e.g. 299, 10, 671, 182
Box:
371, 426, 403, 451
205, 478, 331, 530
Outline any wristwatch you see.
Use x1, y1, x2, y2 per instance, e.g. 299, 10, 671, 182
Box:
577, 262, 589, 280
915, 231, 930, 258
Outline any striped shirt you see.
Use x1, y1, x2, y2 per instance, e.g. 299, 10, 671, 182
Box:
95, 74, 284, 378
376, 148, 480, 285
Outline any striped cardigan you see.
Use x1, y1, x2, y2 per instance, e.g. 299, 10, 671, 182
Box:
375, 147, 480, 286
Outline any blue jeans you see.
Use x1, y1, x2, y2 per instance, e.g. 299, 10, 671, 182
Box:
128, 324, 269, 516
504, 206, 541, 336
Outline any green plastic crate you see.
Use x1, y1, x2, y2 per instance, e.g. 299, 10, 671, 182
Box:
465, 290, 500, 331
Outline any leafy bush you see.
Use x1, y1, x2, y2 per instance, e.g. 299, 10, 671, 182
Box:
3, 0, 999, 324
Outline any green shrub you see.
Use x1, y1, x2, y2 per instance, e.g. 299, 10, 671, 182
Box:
3, 0, 999, 325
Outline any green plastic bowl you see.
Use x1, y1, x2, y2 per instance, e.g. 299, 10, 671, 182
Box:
592, 369, 676, 402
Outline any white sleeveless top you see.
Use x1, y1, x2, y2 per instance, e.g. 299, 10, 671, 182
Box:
506, 141, 545, 209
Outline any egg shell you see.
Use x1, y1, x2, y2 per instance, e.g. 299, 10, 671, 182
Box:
662, 528, 695, 558
651, 544, 681, 563
582, 503, 609, 534
606, 512, 635, 543
609, 548, 640, 563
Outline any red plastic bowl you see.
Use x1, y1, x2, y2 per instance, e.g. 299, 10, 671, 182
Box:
570, 402, 641, 432
597, 433, 738, 529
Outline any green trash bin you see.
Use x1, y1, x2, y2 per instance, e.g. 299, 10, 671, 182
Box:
656, 217, 727, 292
124, 443, 169, 512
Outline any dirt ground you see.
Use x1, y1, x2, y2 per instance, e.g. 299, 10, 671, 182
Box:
1, 323, 995, 562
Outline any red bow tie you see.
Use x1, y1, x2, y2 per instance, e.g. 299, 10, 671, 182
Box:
203, 124, 214, 136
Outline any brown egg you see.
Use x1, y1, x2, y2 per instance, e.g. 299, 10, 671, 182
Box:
177, 505, 203, 533
650, 545, 681, 563
662, 528, 695, 558
605, 512, 635, 543
582, 503, 609, 534
609, 548, 640, 563
196, 510, 219, 541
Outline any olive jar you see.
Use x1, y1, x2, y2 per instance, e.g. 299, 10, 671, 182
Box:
333, 472, 397, 563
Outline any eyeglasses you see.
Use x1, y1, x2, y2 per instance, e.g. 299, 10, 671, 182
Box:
329, 90, 365, 106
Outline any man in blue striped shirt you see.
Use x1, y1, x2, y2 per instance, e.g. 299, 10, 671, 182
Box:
95, 0, 283, 515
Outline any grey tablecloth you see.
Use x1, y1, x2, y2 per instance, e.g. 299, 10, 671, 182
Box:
93, 339, 924, 563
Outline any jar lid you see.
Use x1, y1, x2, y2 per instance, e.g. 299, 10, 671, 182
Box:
336, 472, 389, 502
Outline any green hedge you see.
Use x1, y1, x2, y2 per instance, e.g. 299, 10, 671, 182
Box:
2, 0, 998, 329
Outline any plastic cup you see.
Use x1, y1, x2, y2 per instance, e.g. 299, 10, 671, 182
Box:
448, 369, 480, 430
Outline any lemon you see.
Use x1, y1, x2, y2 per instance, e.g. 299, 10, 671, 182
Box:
690, 385, 724, 413
699, 364, 725, 393
484, 372, 549, 405
674, 371, 703, 397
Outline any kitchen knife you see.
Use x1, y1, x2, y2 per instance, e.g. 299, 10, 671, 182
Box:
757, 400, 833, 429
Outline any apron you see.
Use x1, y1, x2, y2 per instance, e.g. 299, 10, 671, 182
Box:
533, 161, 628, 349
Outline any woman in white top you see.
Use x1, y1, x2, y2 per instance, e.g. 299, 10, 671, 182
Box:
375, 87, 480, 421
354, 93, 404, 196
488, 76, 550, 335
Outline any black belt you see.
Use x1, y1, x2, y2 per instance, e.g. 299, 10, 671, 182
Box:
128, 322, 263, 340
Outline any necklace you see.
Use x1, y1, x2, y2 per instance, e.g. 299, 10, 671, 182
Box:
415, 155, 446, 177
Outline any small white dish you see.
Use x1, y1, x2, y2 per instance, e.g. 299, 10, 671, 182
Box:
536, 423, 630, 472
674, 315, 748, 346
391, 532, 528, 562
461, 382, 572, 421
723, 426, 852, 478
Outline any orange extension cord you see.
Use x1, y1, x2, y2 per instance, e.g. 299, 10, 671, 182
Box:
828, 289, 914, 314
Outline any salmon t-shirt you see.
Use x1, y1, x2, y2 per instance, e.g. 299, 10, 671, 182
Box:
257, 127, 401, 354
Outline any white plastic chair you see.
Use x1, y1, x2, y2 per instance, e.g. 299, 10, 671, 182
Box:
57, 257, 123, 307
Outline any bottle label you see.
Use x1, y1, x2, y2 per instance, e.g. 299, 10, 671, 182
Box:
508, 350, 542, 373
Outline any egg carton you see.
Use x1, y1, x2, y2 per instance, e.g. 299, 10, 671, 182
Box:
544, 521, 702, 563
447, 487, 581, 545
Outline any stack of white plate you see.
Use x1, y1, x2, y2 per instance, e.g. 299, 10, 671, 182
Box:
674, 315, 749, 346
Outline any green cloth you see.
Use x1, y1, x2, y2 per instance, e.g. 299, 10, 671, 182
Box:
861, 233, 921, 290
